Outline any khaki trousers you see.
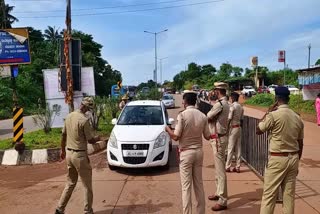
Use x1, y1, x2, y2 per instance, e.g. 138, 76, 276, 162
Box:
210, 137, 228, 206
260, 154, 299, 214
226, 127, 241, 169
57, 150, 93, 214
179, 148, 205, 214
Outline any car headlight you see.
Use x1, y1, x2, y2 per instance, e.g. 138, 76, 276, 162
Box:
108, 131, 118, 149
154, 132, 167, 149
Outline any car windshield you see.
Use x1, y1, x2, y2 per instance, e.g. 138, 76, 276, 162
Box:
163, 95, 173, 100
244, 86, 253, 89
117, 105, 164, 125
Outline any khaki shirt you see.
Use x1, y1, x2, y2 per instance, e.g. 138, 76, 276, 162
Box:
62, 110, 94, 151
119, 101, 126, 110
174, 106, 211, 150
207, 97, 230, 135
258, 105, 304, 153
228, 101, 244, 126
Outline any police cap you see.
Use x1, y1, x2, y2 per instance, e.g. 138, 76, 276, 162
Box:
213, 82, 228, 90
81, 97, 94, 109
275, 86, 290, 97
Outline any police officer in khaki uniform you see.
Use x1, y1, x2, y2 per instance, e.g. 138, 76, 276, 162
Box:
55, 97, 101, 214
226, 92, 244, 173
166, 90, 211, 214
119, 94, 129, 110
207, 82, 230, 211
257, 87, 304, 214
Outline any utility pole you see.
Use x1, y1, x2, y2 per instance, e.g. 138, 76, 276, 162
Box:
144, 29, 168, 88
308, 44, 311, 68
159, 57, 168, 85
64, 0, 74, 112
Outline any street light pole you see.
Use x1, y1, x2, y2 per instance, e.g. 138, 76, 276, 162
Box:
159, 57, 168, 85
144, 29, 168, 87
308, 44, 311, 68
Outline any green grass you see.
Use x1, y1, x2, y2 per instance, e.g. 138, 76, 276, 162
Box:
245, 94, 316, 114
0, 128, 62, 150
0, 122, 114, 150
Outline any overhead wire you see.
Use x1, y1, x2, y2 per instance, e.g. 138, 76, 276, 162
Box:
17, 0, 226, 18
13, 0, 196, 13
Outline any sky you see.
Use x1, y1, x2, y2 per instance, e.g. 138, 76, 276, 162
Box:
7, 0, 320, 85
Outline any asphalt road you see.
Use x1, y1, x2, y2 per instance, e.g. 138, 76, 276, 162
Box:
0, 116, 40, 140
0, 95, 318, 214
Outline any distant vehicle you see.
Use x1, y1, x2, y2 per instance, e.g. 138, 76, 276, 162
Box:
268, 84, 278, 93
127, 86, 137, 99
257, 86, 270, 94
107, 100, 174, 170
285, 85, 300, 95
141, 87, 150, 94
161, 94, 175, 109
164, 87, 174, 94
241, 86, 256, 96
192, 85, 200, 92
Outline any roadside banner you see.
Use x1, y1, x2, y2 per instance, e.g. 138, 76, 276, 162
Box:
0, 28, 31, 65
251, 56, 258, 67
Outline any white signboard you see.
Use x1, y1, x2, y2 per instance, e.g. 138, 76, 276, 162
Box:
0, 66, 11, 77
42, 67, 96, 127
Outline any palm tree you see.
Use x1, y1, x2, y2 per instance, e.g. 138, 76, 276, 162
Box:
44, 26, 62, 43
0, 4, 19, 28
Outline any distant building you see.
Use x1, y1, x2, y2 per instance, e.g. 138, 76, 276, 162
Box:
297, 66, 320, 100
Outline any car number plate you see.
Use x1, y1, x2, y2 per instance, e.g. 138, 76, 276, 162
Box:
123, 150, 147, 157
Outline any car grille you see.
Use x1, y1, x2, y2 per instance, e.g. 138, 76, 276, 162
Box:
121, 144, 149, 150
123, 157, 147, 164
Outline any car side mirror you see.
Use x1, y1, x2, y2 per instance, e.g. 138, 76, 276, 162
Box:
111, 118, 117, 125
168, 118, 175, 125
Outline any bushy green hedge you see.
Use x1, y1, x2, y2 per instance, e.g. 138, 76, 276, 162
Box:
289, 95, 315, 114
245, 94, 316, 114
245, 93, 274, 107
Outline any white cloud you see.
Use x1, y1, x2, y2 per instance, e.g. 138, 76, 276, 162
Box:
110, 0, 320, 84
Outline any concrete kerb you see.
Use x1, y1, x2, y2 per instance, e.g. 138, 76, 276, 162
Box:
0, 140, 107, 166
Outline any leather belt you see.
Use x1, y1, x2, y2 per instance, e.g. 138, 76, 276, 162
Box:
270, 152, 298, 156
67, 148, 86, 152
210, 134, 226, 139
179, 147, 200, 152
232, 125, 240, 128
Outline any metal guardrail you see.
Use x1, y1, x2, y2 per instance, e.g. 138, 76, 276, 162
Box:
241, 116, 269, 178
197, 99, 282, 201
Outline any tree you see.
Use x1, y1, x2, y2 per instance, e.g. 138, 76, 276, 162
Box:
44, 26, 61, 43
0, 4, 18, 28
232, 66, 243, 77
316, 59, 320, 66
218, 63, 233, 79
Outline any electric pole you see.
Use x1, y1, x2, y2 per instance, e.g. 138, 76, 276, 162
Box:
308, 44, 311, 68
64, 0, 74, 112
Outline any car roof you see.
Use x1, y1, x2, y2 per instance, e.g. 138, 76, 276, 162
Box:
127, 100, 161, 106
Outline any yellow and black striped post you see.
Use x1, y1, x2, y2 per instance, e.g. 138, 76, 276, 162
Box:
13, 107, 23, 143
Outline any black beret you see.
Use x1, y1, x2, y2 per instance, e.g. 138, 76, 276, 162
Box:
275, 86, 290, 97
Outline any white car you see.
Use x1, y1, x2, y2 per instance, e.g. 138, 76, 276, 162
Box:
241, 86, 256, 96
268, 84, 278, 94
161, 94, 175, 109
285, 85, 300, 95
107, 100, 174, 170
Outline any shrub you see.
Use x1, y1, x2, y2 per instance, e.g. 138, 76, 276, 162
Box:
245, 93, 274, 107
289, 95, 315, 114
245, 94, 316, 114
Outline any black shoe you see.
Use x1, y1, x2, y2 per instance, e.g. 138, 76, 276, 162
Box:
55, 209, 64, 214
